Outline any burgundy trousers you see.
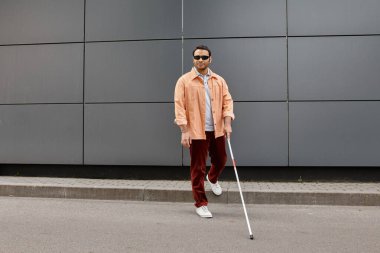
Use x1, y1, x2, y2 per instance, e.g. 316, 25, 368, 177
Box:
189, 131, 227, 207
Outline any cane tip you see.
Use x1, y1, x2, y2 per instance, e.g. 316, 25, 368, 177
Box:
250, 235, 254, 240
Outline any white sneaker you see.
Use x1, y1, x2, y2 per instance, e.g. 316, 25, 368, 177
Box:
206, 174, 222, 196
196, 206, 213, 218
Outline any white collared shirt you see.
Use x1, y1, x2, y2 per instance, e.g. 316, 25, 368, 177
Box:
194, 67, 215, 131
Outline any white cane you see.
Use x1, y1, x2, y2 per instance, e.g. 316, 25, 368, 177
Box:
227, 137, 254, 240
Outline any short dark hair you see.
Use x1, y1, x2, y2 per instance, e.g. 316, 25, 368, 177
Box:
192, 45, 211, 56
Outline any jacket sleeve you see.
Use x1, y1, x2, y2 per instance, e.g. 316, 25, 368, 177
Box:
222, 79, 235, 120
174, 77, 188, 126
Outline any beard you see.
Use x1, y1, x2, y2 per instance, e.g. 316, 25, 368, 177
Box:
195, 63, 208, 71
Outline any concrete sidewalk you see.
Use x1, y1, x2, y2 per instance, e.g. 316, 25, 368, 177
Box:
0, 176, 379, 206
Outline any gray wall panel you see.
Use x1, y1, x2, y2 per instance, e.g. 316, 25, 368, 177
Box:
2, 0, 379, 168
184, 38, 287, 101
0, 44, 83, 104
184, 0, 286, 38
289, 36, 380, 100
86, 0, 181, 41
288, 0, 380, 36
84, 103, 181, 165
184, 102, 288, 166
0, 0, 84, 44
85, 41, 181, 103
290, 102, 380, 166
0, 104, 83, 164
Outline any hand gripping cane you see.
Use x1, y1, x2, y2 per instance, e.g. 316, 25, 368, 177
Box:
227, 137, 254, 240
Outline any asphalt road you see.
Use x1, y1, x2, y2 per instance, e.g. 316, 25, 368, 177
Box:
1, 197, 379, 253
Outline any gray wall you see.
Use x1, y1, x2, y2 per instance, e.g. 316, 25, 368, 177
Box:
0, 0, 379, 166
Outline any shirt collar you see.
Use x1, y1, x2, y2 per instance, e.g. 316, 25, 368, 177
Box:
193, 67, 210, 77
191, 67, 215, 80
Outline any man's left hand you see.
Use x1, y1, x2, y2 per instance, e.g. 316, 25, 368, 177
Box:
224, 124, 232, 139
224, 116, 232, 139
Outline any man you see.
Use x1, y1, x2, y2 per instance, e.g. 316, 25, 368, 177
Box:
174, 45, 234, 218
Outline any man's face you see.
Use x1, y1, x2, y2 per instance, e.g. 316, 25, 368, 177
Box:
193, 49, 212, 72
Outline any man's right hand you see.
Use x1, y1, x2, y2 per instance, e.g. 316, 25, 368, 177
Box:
181, 131, 192, 148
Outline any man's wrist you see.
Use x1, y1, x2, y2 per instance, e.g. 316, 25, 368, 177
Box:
179, 125, 188, 133
224, 116, 232, 126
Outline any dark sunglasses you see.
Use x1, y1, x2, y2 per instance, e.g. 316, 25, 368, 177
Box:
193, 55, 210, 60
